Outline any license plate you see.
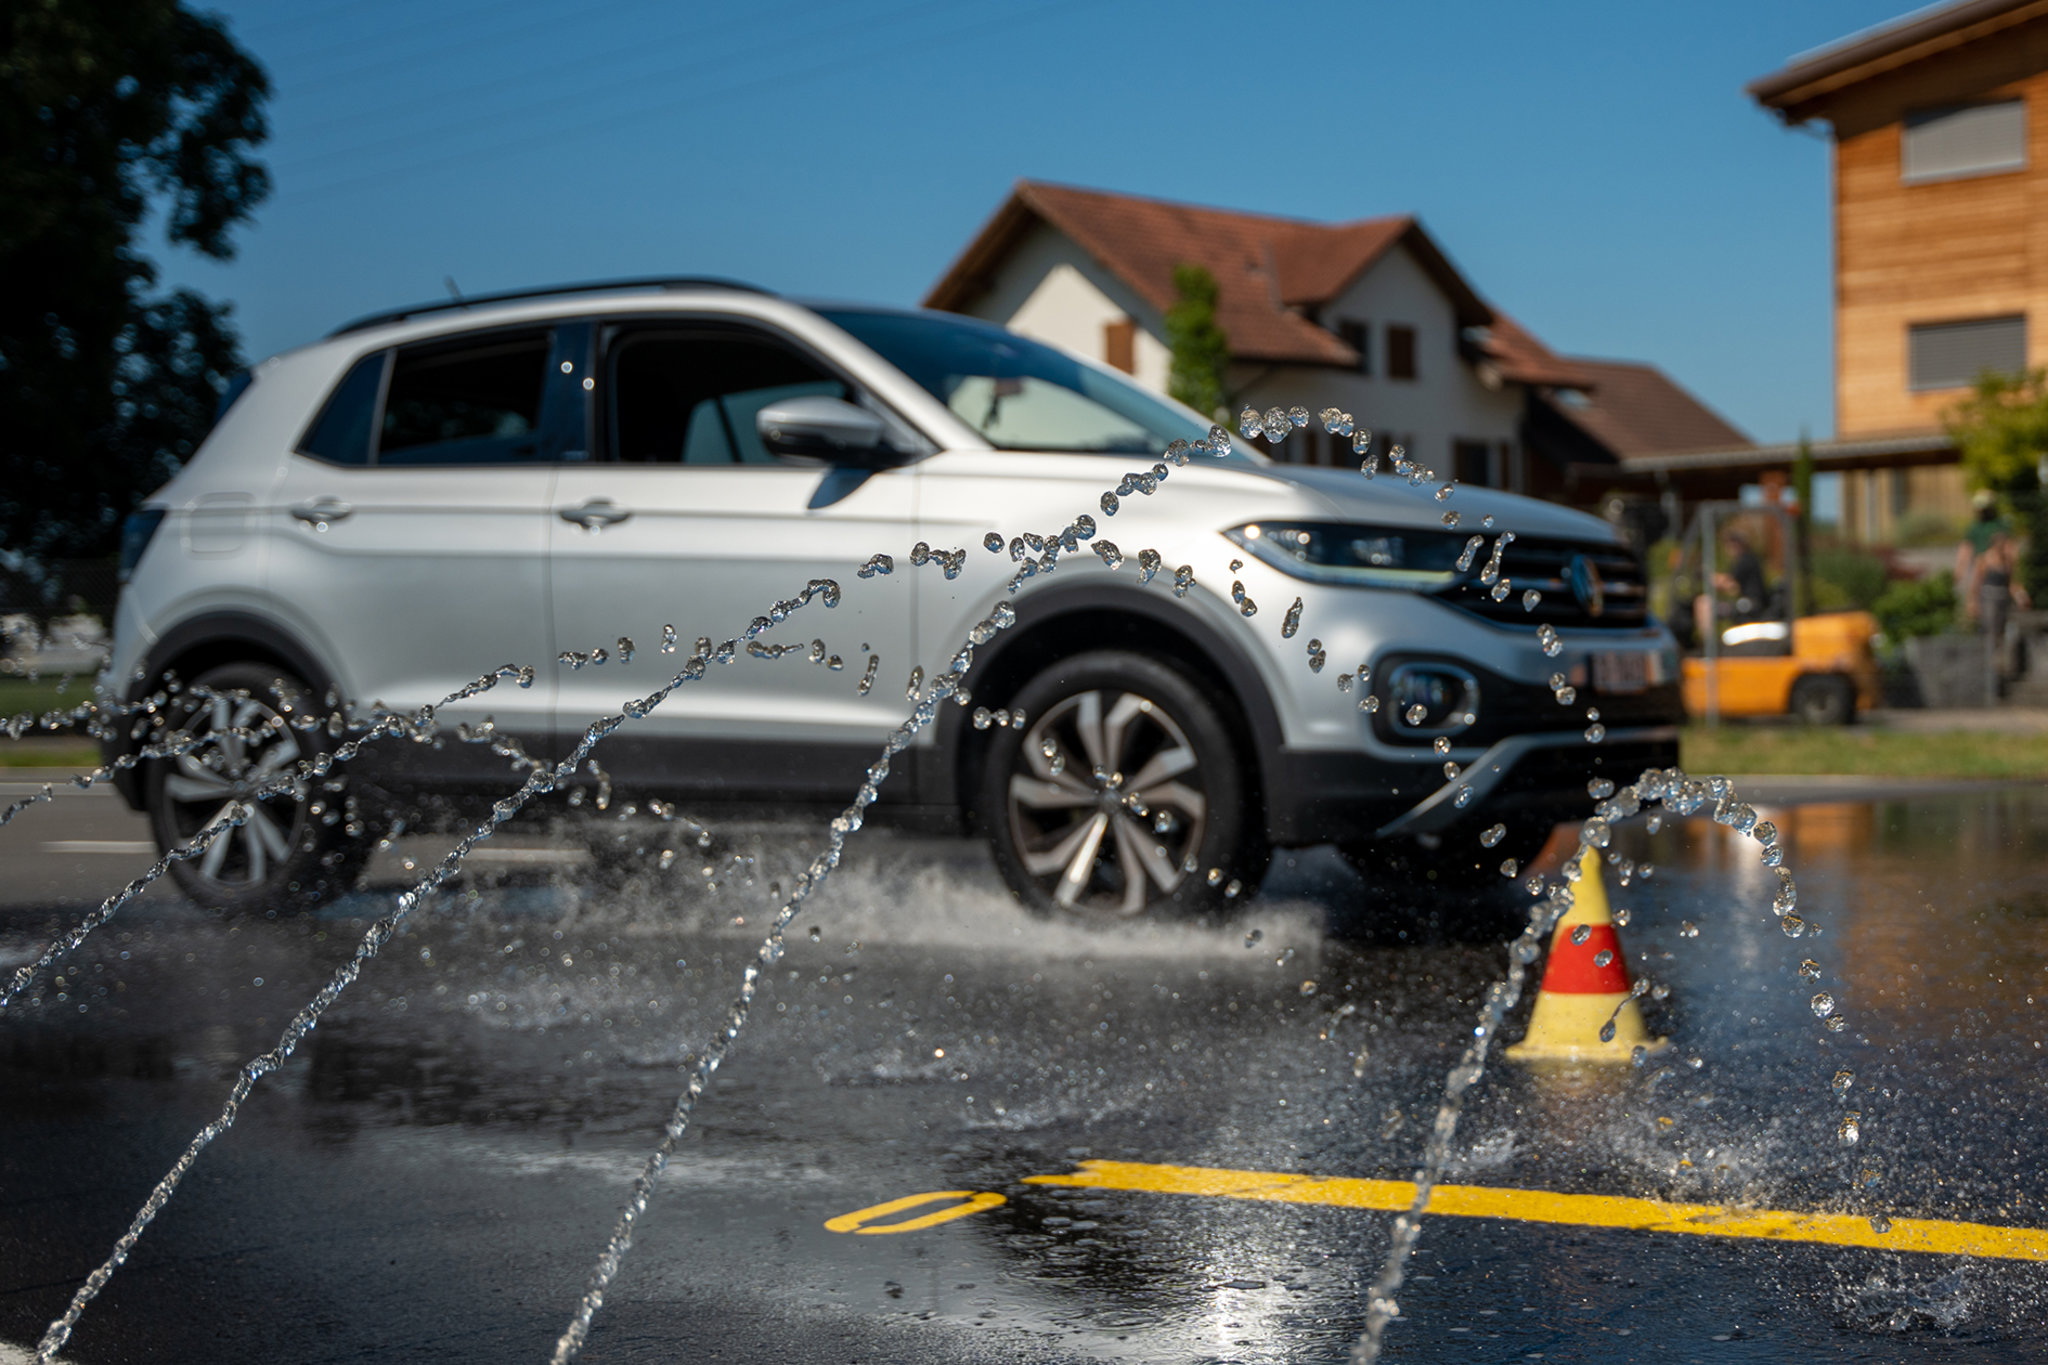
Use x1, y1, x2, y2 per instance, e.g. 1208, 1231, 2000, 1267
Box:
1592, 651, 1650, 694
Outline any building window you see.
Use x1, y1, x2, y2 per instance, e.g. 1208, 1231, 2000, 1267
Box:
1907, 315, 2026, 390
1453, 439, 1492, 487
1902, 100, 2026, 184
1103, 318, 1136, 374
1386, 324, 1417, 381
1335, 319, 1371, 374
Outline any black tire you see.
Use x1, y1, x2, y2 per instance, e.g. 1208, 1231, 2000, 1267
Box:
145, 662, 370, 913
1789, 673, 1856, 726
975, 649, 1268, 920
1336, 817, 1551, 941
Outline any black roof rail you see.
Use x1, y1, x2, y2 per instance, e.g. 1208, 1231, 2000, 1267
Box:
326, 276, 774, 338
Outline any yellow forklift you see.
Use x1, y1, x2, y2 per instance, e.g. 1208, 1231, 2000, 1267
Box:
1671, 501, 1881, 725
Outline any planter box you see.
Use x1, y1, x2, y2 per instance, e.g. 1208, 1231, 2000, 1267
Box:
1903, 634, 1993, 708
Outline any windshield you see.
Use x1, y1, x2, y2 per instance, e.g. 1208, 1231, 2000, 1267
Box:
821, 307, 1250, 460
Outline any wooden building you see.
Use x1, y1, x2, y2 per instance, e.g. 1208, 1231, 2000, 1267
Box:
1742, 0, 2048, 540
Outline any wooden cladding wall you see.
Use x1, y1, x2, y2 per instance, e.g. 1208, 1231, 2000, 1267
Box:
1834, 54, 2048, 437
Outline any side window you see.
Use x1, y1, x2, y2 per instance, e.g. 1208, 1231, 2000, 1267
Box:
609, 330, 849, 465
379, 330, 551, 466
299, 352, 386, 465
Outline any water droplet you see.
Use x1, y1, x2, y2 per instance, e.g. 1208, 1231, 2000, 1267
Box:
1679, 920, 1698, 938
1869, 1213, 1891, 1234
1483, 514, 1496, 529
1839, 1112, 1861, 1145
1094, 540, 1124, 570
1584, 723, 1606, 744
1583, 816, 1612, 848
1832, 1069, 1854, 1096
1262, 406, 1292, 440
1207, 867, 1223, 887
972, 707, 992, 730
1521, 588, 1542, 612
1318, 406, 1350, 435
1538, 623, 1563, 657
1404, 703, 1427, 725
1287, 404, 1310, 429
1455, 535, 1485, 572
1099, 491, 1119, 516
1244, 928, 1263, 947
1239, 596, 1258, 617
1480, 823, 1507, 848
1599, 1020, 1617, 1043
904, 666, 923, 701
1239, 407, 1263, 437
1224, 878, 1243, 899
1208, 424, 1233, 458
1299, 979, 1317, 996
857, 552, 893, 578
1359, 694, 1380, 713
1442, 510, 1461, 528
1593, 949, 1614, 968
661, 624, 677, 653
1281, 597, 1304, 638
1570, 924, 1592, 945
1172, 565, 1195, 598
1798, 958, 1821, 980
1811, 992, 1836, 1019
1781, 913, 1806, 937
1136, 548, 1162, 584
1306, 638, 1326, 673
1499, 857, 1519, 877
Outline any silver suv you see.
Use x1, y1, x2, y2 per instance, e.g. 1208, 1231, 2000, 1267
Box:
105, 278, 1682, 918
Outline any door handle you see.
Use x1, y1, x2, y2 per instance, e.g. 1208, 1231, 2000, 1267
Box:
558, 499, 632, 531
289, 498, 353, 529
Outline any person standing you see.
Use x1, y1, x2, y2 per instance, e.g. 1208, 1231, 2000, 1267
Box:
1962, 492, 2032, 695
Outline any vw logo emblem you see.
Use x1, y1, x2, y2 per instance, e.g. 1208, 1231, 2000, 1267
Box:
1566, 554, 1606, 618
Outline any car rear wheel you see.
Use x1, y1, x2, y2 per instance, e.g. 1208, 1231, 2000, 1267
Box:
976, 650, 1266, 920
145, 661, 370, 913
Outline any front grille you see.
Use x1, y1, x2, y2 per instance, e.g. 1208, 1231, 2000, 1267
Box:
1432, 536, 1648, 630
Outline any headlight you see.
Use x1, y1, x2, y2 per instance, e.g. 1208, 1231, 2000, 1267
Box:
1226, 521, 1469, 588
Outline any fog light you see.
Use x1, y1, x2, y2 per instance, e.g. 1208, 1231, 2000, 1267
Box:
1385, 663, 1479, 737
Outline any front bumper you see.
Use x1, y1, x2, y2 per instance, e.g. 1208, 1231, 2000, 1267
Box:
1262, 727, 1680, 847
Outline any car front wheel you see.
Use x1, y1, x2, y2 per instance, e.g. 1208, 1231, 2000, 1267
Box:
975, 650, 1266, 920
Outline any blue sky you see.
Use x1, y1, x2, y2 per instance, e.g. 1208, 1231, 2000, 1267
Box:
158, 0, 1922, 444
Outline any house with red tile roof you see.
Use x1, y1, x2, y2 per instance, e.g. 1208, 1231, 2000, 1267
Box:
925, 181, 1744, 506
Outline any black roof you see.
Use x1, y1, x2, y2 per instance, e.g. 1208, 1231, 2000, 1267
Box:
327, 276, 772, 338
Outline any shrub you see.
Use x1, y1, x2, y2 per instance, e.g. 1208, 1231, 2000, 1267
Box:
1874, 571, 1958, 643
1809, 545, 1891, 612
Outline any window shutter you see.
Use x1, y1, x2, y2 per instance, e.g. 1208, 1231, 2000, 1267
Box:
1907, 315, 2027, 390
1902, 100, 2026, 183
1103, 318, 1136, 374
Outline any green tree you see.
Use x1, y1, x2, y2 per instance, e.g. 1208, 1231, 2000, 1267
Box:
1944, 368, 2048, 602
1, 1, 269, 563
1164, 263, 1229, 421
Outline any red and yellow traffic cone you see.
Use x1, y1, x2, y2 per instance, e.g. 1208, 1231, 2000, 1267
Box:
1505, 846, 1666, 1064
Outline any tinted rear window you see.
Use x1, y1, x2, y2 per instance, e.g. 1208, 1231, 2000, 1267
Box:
299, 352, 386, 466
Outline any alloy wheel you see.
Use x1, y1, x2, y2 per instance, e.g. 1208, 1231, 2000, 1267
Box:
1005, 689, 1208, 916
161, 689, 309, 890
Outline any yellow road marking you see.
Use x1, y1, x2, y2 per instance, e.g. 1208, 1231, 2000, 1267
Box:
1023, 1160, 2048, 1262
825, 1190, 1006, 1234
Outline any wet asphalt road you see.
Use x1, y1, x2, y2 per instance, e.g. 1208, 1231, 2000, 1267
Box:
3, 772, 2048, 1363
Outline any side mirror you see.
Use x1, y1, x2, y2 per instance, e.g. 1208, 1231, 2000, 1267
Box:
756, 396, 891, 464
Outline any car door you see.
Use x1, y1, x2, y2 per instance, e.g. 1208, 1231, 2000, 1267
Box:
546, 318, 920, 798
265, 324, 578, 777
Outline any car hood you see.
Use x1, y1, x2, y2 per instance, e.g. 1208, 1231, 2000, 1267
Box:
1244, 463, 1626, 545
